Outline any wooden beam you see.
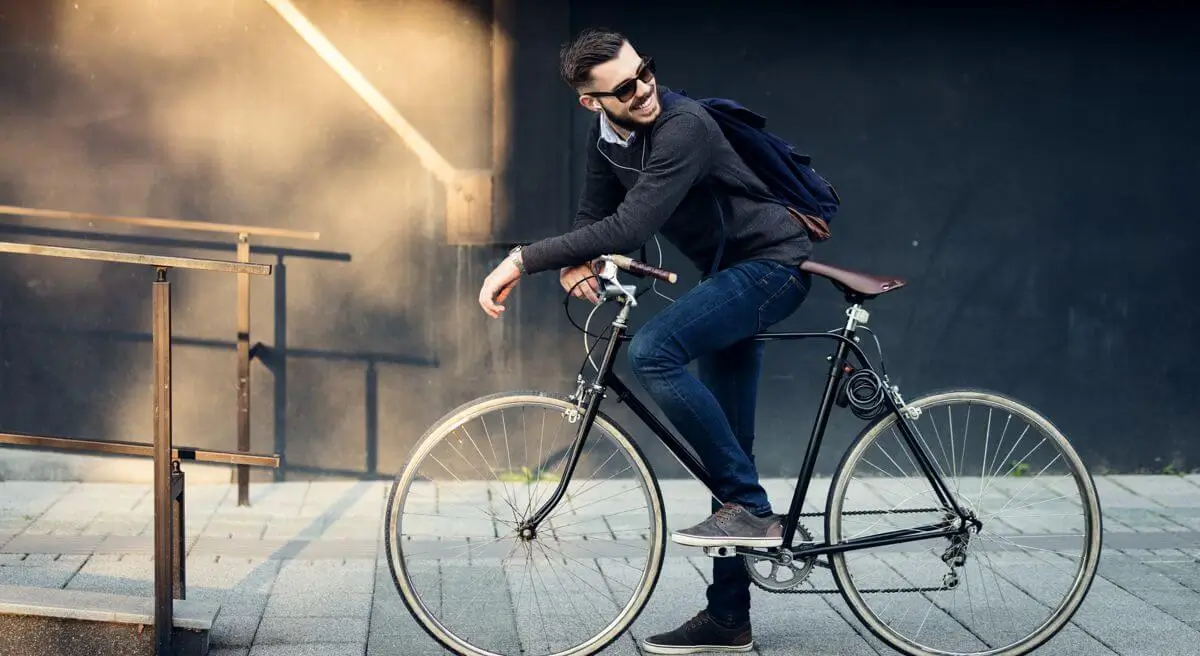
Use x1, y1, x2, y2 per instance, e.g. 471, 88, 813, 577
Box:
0, 241, 272, 275
0, 205, 320, 241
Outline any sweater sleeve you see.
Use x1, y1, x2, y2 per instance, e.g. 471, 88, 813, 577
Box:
521, 111, 712, 274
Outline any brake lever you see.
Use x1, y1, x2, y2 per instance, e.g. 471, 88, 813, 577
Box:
596, 259, 639, 305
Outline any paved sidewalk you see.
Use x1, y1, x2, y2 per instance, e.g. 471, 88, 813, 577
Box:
2, 475, 1200, 655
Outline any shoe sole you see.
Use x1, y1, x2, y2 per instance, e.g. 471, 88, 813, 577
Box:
641, 641, 754, 654
670, 532, 782, 548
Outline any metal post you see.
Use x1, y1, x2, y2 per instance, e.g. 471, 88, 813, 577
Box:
236, 233, 251, 506
152, 267, 174, 655
171, 461, 186, 600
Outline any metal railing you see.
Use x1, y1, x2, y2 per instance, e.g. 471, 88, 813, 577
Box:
0, 239, 279, 655
0, 204, 319, 506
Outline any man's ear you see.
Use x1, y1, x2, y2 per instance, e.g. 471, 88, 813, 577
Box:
578, 95, 601, 113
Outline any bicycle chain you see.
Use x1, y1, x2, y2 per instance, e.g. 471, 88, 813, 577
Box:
748, 508, 953, 595
753, 579, 951, 595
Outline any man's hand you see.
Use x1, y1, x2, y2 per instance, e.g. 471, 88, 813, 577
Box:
560, 261, 600, 304
478, 254, 522, 318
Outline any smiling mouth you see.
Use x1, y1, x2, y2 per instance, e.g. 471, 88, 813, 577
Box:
631, 92, 654, 111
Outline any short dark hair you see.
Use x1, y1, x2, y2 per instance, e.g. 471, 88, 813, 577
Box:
559, 27, 627, 90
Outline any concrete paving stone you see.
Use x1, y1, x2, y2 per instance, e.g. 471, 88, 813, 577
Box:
260, 517, 331, 541
44, 487, 145, 518
85, 535, 154, 555
625, 557, 709, 644
83, 518, 151, 537
1137, 554, 1200, 591
433, 562, 521, 651
655, 478, 715, 502
183, 556, 279, 604
208, 648, 249, 656
0, 517, 34, 535
2, 554, 87, 568
1102, 507, 1192, 533
299, 481, 386, 518
321, 516, 385, 540
749, 591, 880, 656
217, 482, 311, 515
264, 592, 372, 618
1093, 478, 1164, 509
1099, 551, 1195, 591
188, 536, 378, 560
1022, 559, 1200, 654
200, 520, 270, 540
370, 562, 436, 636
0, 482, 76, 511
251, 645, 364, 656
252, 615, 369, 644
1107, 475, 1199, 508
0, 554, 86, 588
210, 605, 266, 647
16, 518, 92, 536
1142, 507, 1200, 531
65, 553, 154, 596
367, 631, 448, 655
270, 559, 375, 597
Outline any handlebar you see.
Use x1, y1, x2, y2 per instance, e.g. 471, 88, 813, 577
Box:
602, 254, 678, 284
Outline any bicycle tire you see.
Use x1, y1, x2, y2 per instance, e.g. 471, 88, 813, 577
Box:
825, 388, 1103, 656
384, 390, 667, 656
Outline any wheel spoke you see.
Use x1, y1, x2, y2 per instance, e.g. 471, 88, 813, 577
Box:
828, 390, 1101, 656
385, 394, 664, 656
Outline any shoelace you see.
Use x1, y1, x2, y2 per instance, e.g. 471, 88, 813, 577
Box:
714, 503, 742, 523
686, 612, 711, 632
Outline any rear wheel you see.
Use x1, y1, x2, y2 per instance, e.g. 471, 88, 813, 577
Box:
384, 391, 666, 656
827, 389, 1102, 656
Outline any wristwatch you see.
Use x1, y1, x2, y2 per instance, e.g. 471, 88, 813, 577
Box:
508, 245, 526, 274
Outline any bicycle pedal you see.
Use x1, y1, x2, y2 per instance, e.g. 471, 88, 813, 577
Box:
702, 546, 738, 558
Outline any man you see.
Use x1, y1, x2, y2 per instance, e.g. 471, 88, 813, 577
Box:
477, 27, 814, 654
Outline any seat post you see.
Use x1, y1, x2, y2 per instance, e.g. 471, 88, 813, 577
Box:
844, 298, 870, 332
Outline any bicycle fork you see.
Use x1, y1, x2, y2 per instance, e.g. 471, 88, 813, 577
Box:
520, 299, 634, 534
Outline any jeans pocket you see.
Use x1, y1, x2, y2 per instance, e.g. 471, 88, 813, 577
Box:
755, 271, 802, 331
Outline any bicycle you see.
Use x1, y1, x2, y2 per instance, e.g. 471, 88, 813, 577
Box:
384, 253, 1103, 656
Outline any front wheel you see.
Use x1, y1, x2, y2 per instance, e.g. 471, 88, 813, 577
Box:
384, 391, 667, 656
826, 388, 1102, 656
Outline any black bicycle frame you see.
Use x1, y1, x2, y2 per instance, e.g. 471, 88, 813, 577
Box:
523, 300, 969, 556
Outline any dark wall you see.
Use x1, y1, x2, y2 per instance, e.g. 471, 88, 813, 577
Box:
0, 0, 1196, 482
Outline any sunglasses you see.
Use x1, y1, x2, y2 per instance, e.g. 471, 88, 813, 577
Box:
587, 57, 656, 104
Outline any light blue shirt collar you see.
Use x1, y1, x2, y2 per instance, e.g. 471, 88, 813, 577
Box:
599, 113, 635, 148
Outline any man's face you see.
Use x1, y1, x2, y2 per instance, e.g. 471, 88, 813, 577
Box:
579, 41, 660, 131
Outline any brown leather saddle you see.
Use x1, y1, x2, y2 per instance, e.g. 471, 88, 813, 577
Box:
800, 260, 906, 300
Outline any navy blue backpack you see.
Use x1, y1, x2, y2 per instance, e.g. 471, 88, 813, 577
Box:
667, 89, 840, 242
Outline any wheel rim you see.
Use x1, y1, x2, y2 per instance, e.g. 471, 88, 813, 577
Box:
385, 394, 665, 656
828, 391, 1102, 656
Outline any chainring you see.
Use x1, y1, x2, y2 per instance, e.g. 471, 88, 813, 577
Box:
744, 524, 817, 592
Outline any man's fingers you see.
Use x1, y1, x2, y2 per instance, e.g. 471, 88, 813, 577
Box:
495, 280, 516, 304
478, 281, 507, 318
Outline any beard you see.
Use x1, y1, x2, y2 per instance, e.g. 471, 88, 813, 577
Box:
602, 85, 660, 132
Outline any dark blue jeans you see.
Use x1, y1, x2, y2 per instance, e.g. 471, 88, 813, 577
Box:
628, 258, 812, 625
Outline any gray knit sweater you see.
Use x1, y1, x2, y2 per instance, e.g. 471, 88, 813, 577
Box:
520, 90, 811, 276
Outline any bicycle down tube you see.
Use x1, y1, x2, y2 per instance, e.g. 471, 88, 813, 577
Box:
525, 297, 967, 552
